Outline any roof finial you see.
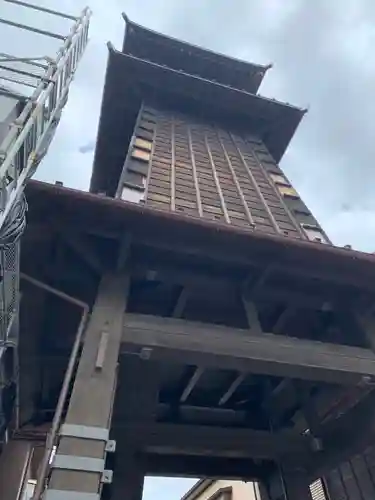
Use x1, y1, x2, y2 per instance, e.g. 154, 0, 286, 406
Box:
122, 12, 131, 24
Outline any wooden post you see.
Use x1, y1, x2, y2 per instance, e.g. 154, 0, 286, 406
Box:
46, 272, 129, 499
0, 439, 33, 500
110, 451, 145, 500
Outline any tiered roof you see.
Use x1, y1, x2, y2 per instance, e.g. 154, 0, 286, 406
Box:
90, 15, 306, 195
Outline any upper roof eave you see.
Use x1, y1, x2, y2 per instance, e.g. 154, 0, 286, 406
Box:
90, 45, 306, 195
121, 14, 272, 94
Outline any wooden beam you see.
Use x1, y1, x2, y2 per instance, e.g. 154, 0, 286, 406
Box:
242, 298, 261, 333
305, 390, 375, 478
244, 265, 274, 297
121, 314, 375, 385
112, 356, 161, 423
114, 422, 311, 460
180, 367, 204, 403
117, 233, 132, 270
273, 306, 295, 334
292, 384, 370, 431
218, 373, 247, 406
131, 260, 334, 310
62, 232, 104, 275
172, 287, 189, 318
141, 453, 272, 480
157, 403, 248, 425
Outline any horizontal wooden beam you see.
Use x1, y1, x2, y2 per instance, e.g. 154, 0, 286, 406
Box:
156, 402, 248, 425
141, 453, 273, 480
122, 314, 375, 385
113, 422, 311, 460
130, 261, 337, 310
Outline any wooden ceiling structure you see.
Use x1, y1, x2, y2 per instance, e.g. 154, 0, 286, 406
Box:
15, 179, 375, 500
10, 15, 375, 500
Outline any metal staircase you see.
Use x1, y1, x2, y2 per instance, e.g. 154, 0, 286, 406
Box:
0, 0, 91, 451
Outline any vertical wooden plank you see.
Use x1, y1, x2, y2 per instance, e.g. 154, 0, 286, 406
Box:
170, 115, 176, 211
203, 130, 230, 223
215, 129, 255, 227
187, 124, 203, 217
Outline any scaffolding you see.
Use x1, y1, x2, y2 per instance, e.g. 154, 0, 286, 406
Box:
0, 0, 91, 447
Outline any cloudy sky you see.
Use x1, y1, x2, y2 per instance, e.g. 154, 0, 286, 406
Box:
3, 0, 375, 252
1, 0, 375, 496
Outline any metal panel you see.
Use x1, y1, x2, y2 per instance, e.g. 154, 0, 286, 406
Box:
45, 491, 99, 500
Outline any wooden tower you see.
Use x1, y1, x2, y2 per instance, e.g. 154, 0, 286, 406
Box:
3, 13, 375, 500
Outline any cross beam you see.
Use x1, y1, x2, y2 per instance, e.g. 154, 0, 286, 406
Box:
140, 453, 273, 479
121, 314, 375, 385
113, 422, 310, 461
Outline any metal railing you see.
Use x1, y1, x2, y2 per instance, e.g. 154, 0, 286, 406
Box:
0, 3, 92, 493
0, 1, 91, 229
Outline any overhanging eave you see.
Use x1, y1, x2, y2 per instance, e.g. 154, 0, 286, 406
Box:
122, 14, 270, 94
90, 45, 305, 195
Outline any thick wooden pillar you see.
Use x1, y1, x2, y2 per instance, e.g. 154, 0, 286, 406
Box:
0, 440, 32, 500
283, 470, 312, 500
110, 452, 144, 500
267, 467, 312, 500
46, 272, 129, 500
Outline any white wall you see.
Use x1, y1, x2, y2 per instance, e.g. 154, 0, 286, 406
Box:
194, 480, 260, 500
0, 93, 18, 144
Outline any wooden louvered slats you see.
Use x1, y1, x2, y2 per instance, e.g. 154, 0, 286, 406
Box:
142, 106, 306, 239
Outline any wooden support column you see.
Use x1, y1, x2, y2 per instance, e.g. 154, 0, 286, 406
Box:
47, 272, 129, 499
282, 469, 313, 500
110, 452, 144, 500
0, 440, 33, 500
267, 467, 312, 500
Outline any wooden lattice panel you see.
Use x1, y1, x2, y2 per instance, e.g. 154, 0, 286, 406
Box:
324, 447, 375, 500
123, 105, 327, 242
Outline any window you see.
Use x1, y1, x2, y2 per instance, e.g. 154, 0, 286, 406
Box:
269, 172, 289, 186
131, 148, 151, 162
302, 225, 329, 244
121, 186, 145, 203
127, 158, 149, 176
277, 185, 299, 198
134, 137, 152, 151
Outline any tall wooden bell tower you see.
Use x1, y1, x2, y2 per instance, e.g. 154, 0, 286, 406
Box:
3, 12, 375, 500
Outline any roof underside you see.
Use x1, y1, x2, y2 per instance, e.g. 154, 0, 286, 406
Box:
18, 181, 375, 478
27, 181, 375, 291
122, 17, 269, 94
90, 46, 305, 195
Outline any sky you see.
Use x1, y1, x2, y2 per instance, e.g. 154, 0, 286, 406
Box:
2, 0, 375, 253
1, 0, 375, 497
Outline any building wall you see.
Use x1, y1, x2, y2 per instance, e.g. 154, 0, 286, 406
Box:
0, 94, 19, 145
185, 480, 261, 500
118, 104, 329, 245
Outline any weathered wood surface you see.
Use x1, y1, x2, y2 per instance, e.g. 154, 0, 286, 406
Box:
122, 314, 375, 384
114, 422, 310, 460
